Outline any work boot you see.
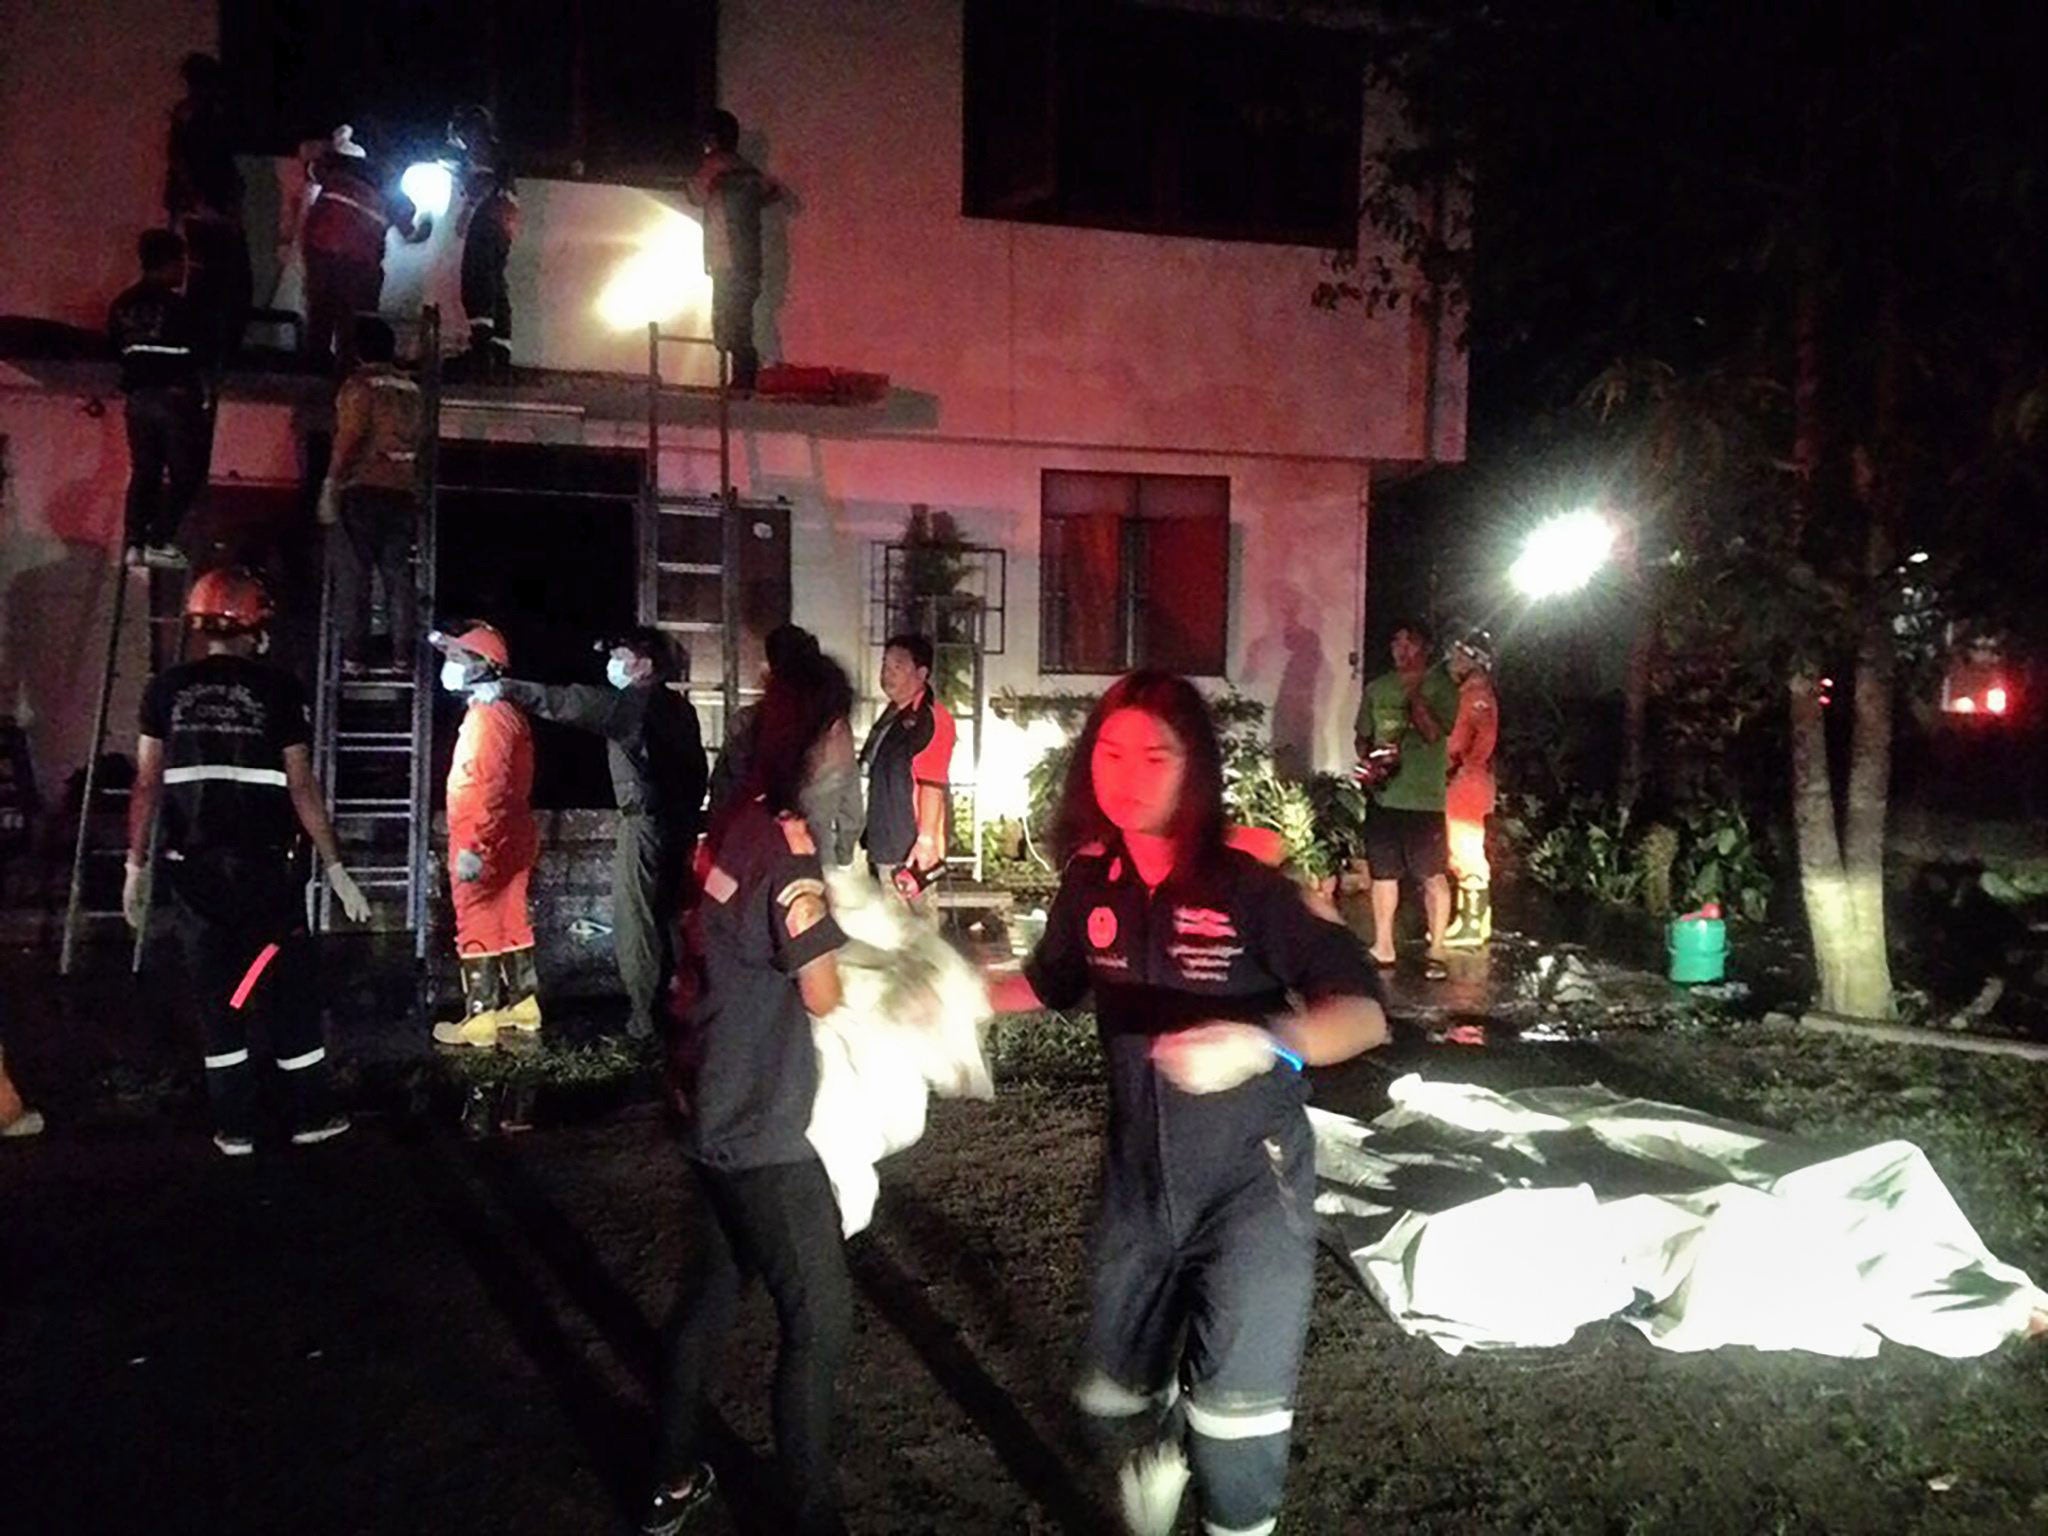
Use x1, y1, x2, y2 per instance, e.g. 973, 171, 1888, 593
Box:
497, 948, 543, 1037
433, 954, 506, 1048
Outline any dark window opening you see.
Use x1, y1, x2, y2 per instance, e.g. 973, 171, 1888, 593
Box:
219, 0, 716, 181
964, 1, 1364, 247
434, 443, 641, 810
1040, 470, 1229, 677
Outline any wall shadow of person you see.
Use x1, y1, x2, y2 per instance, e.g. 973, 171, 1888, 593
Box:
1243, 580, 1327, 780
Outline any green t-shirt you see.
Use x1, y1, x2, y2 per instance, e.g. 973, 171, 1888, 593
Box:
1354, 666, 1460, 812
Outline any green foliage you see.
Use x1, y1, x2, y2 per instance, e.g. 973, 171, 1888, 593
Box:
1669, 802, 1774, 922
1524, 797, 1645, 907
985, 1009, 1102, 1084
1516, 793, 1775, 921
892, 507, 980, 714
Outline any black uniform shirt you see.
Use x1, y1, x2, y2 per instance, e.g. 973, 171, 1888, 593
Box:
1024, 840, 1381, 1205
140, 655, 309, 855
859, 687, 952, 866
496, 679, 706, 828
108, 280, 205, 392
676, 801, 846, 1170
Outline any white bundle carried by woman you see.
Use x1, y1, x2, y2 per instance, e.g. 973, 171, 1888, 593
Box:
807, 868, 995, 1235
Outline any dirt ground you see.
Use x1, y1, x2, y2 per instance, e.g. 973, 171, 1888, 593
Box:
7, 986, 2048, 1535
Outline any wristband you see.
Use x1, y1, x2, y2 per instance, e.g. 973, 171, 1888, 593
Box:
1267, 1033, 1305, 1073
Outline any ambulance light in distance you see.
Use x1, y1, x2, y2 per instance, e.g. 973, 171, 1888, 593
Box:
400, 161, 455, 221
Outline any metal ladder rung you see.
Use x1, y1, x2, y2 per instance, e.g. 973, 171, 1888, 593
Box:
655, 619, 722, 633
658, 561, 723, 575
658, 503, 723, 521
336, 740, 416, 752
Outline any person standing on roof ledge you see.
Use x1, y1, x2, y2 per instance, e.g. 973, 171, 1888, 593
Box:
683, 108, 782, 393
302, 123, 429, 372
478, 629, 706, 1041
430, 624, 540, 1048
446, 104, 521, 384
164, 53, 251, 369
124, 568, 366, 1157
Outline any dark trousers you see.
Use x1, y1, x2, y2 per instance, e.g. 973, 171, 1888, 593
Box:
709, 269, 761, 390
659, 1156, 851, 1534
164, 848, 333, 1139
304, 250, 384, 371
123, 387, 209, 547
614, 813, 688, 1039
460, 216, 513, 349
182, 215, 253, 363
332, 485, 420, 664
1081, 1116, 1319, 1535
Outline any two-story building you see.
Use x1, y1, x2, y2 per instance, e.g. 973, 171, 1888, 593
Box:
0, 0, 1464, 872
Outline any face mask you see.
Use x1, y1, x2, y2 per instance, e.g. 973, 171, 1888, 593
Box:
440, 660, 472, 694
606, 656, 635, 690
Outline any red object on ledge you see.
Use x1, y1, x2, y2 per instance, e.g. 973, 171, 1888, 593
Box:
754, 364, 890, 404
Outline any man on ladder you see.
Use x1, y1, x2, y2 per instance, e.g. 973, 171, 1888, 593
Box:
109, 229, 207, 568
123, 568, 370, 1156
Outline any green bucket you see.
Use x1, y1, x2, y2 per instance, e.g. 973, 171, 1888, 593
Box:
1667, 912, 1728, 985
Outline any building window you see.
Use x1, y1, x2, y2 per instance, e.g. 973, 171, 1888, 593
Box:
220, 0, 716, 181
1040, 471, 1229, 677
963, 1, 1364, 248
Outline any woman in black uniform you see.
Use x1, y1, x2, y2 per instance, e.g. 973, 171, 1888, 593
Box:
644, 653, 855, 1536
987, 671, 1388, 1536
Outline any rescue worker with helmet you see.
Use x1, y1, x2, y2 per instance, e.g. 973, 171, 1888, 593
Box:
477, 629, 707, 1041
430, 623, 541, 1047
984, 671, 1388, 1536
301, 124, 429, 371
124, 568, 370, 1156
446, 104, 521, 383
1443, 629, 1501, 947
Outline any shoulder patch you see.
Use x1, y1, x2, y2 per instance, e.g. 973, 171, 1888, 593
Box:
778, 816, 817, 855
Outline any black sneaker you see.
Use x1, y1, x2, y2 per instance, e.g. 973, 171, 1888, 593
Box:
640, 1465, 716, 1535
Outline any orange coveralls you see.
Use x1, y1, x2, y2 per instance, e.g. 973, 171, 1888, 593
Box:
1445, 673, 1499, 884
447, 697, 537, 957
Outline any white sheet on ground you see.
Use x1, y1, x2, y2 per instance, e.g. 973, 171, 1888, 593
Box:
807, 869, 994, 1237
1312, 1074, 2047, 1359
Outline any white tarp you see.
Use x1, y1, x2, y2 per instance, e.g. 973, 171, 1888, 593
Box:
807, 870, 994, 1236
1313, 1074, 2048, 1359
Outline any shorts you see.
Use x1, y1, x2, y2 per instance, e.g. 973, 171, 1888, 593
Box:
1366, 805, 1448, 882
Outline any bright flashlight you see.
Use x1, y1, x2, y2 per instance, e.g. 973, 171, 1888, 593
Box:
1986, 686, 2008, 715
400, 161, 455, 221
596, 206, 712, 330
1510, 509, 1618, 600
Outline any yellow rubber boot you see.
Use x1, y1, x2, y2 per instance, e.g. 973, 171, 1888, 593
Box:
433, 955, 507, 1048
497, 948, 543, 1037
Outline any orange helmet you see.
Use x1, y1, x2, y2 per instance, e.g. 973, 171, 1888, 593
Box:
429, 621, 509, 670
184, 567, 274, 633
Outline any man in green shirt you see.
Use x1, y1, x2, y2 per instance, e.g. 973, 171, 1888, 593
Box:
1354, 621, 1460, 975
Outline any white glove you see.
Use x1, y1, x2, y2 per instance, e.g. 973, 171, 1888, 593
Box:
326, 862, 372, 922
1151, 1022, 1281, 1096
455, 848, 484, 883
121, 859, 150, 932
316, 478, 341, 527
468, 680, 504, 705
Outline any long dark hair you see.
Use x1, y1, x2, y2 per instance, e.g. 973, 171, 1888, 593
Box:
1051, 671, 1227, 873
708, 649, 853, 850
